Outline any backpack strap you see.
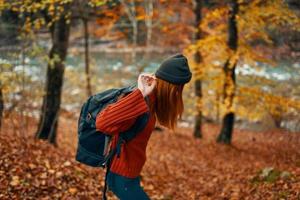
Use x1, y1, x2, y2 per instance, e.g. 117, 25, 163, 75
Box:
116, 111, 150, 157
102, 95, 150, 200
117, 95, 150, 156
120, 96, 150, 141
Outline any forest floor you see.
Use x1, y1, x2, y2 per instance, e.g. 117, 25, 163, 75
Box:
0, 114, 300, 200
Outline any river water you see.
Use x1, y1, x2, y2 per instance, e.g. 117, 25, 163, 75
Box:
1, 51, 300, 132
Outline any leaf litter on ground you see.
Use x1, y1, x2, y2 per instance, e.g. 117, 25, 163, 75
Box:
0, 115, 300, 200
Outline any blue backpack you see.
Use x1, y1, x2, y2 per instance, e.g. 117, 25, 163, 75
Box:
76, 85, 150, 168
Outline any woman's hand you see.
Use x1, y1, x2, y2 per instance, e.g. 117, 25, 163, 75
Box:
137, 73, 156, 97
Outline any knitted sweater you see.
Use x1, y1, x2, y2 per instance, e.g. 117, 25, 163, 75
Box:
96, 89, 156, 178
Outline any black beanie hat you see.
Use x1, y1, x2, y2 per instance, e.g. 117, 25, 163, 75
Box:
155, 54, 192, 85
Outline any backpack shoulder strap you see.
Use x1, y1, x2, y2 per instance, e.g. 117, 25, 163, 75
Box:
120, 95, 150, 142
114, 95, 150, 158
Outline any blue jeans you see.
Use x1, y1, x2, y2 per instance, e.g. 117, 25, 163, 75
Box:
107, 172, 150, 200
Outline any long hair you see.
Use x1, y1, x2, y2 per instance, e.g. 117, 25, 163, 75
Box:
149, 78, 184, 130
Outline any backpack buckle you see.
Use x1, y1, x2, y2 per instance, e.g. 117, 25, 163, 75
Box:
87, 113, 92, 121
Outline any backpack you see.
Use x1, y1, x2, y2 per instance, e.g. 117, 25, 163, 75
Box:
76, 85, 150, 200
76, 85, 150, 168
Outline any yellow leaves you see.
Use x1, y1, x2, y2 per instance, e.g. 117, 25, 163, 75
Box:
187, 0, 300, 122
88, 0, 106, 7
237, 86, 300, 120
200, 7, 228, 32
228, 52, 238, 69
48, 54, 62, 69
239, 0, 300, 32
48, 4, 55, 15
191, 0, 299, 81
223, 73, 236, 111
22, 17, 32, 34
185, 53, 204, 79
194, 34, 228, 65
3, 0, 74, 31
0, 0, 10, 12
0, 0, 4, 8
33, 18, 45, 30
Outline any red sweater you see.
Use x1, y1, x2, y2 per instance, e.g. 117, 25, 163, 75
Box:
96, 89, 156, 178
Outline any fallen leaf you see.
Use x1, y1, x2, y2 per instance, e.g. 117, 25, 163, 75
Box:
68, 187, 77, 194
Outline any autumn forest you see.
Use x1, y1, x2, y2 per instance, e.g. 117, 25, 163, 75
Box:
0, 0, 300, 199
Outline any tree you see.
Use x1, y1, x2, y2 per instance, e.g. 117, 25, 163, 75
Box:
216, 0, 238, 144
0, 1, 73, 144
144, 0, 154, 48
36, 9, 71, 145
0, 84, 3, 130
192, 0, 203, 138
119, 0, 138, 63
83, 17, 92, 96
192, 0, 299, 142
36, 0, 107, 144
80, 1, 96, 97
1, 0, 108, 144
74, 0, 107, 97
72, 0, 113, 98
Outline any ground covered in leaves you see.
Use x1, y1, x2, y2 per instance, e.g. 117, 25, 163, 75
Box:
1, 116, 300, 200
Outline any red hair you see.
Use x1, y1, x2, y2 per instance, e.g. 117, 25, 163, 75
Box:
149, 78, 184, 130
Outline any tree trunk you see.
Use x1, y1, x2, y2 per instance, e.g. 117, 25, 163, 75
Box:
0, 85, 3, 130
132, 21, 137, 64
36, 15, 71, 145
145, 0, 153, 47
138, 0, 153, 73
83, 18, 92, 97
119, 0, 137, 64
217, 0, 238, 144
216, 90, 220, 122
193, 0, 203, 138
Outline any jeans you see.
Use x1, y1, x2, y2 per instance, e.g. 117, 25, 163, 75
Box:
107, 171, 150, 200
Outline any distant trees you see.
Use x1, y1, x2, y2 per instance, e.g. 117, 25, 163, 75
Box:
0, 10, 21, 46
1, 0, 299, 144
116, 0, 155, 65
1, 0, 107, 144
75, 0, 107, 97
192, 0, 300, 143
119, 0, 139, 63
144, 0, 154, 48
0, 10, 27, 130
36, 0, 108, 144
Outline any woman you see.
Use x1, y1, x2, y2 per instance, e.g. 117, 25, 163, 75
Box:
96, 54, 192, 200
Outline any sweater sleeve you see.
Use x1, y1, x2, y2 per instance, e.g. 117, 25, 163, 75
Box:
95, 89, 149, 135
